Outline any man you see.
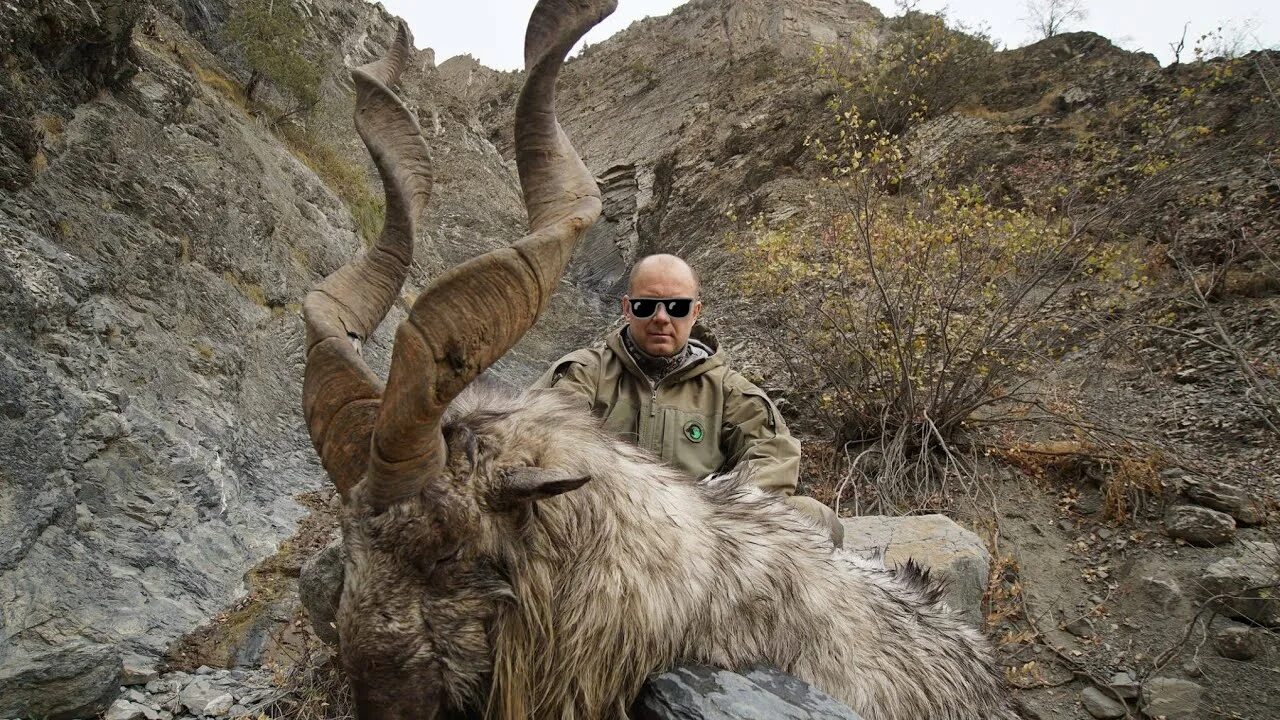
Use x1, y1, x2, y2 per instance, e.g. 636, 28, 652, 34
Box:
534, 254, 844, 548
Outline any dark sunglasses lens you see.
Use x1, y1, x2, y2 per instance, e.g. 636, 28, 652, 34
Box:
664, 299, 692, 318
631, 299, 659, 317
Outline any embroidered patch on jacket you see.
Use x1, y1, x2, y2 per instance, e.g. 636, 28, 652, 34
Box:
684, 420, 704, 443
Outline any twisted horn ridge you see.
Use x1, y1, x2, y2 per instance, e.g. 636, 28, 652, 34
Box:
302, 20, 432, 496
365, 0, 613, 510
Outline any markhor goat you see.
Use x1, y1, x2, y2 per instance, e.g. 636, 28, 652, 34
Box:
298, 2, 1019, 719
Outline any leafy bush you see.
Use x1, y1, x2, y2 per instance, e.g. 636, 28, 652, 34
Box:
733, 11, 1133, 510
628, 58, 659, 92
226, 0, 320, 110
736, 184, 1100, 508
814, 11, 994, 140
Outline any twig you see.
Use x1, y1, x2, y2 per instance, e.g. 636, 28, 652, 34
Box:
833, 444, 879, 517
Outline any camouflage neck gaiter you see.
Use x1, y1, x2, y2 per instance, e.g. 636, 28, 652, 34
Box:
622, 327, 692, 385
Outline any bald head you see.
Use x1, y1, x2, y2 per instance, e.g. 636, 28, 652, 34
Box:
622, 254, 703, 357
628, 254, 700, 298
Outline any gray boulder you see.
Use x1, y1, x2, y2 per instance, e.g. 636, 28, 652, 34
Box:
1199, 542, 1280, 626
204, 692, 235, 717
299, 539, 346, 646
632, 665, 863, 719
1164, 505, 1235, 546
1107, 671, 1140, 700
0, 643, 121, 720
1080, 686, 1126, 719
841, 514, 990, 627
179, 677, 228, 716
1137, 574, 1186, 612
1141, 677, 1205, 720
119, 655, 159, 686
102, 698, 162, 720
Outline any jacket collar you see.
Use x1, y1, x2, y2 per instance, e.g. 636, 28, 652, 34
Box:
607, 323, 724, 385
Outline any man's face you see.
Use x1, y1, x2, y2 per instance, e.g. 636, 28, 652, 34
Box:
623, 261, 702, 357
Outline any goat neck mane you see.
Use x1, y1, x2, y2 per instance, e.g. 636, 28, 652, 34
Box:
445, 389, 1015, 720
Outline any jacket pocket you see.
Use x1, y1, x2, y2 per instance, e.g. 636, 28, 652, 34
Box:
660, 408, 721, 478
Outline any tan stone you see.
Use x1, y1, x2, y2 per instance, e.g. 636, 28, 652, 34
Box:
841, 514, 991, 627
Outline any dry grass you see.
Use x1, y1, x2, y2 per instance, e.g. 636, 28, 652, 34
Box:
987, 438, 1165, 523
254, 637, 354, 720
162, 26, 383, 249
957, 85, 1069, 125
1102, 455, 1163, 522
276, 124, 385, 246
180, 52, 248, 109
35, 113, 64, 138
222, 270, 270, 307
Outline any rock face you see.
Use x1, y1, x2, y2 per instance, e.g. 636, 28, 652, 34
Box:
468, 0, 889, 309
1164, 505, 1236, 545
0, 0, 146, 191
632, 664, 864, 720
0, 0, 602, 715
841, 514, 990, 626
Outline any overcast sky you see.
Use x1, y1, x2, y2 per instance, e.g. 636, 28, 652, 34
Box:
374, 0, 1278, 70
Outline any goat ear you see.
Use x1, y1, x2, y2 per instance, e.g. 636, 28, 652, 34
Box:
491, 467, 590, 510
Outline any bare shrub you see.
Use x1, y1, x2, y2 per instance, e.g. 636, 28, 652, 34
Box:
733, 13, 1209, 513
737, 185, 1101, 510
1021, 0, 1088, 40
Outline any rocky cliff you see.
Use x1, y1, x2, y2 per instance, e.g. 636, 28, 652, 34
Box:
1, 0, 1277, 717
0, 0, 603, 715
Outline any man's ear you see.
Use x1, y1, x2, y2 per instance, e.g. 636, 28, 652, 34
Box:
620, 294, 632, 319
490, 467, 591, 511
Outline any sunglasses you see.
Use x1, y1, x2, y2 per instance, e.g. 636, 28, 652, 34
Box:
628, 297, 695, 319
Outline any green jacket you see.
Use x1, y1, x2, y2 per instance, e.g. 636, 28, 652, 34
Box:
533, 327, 800, 496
